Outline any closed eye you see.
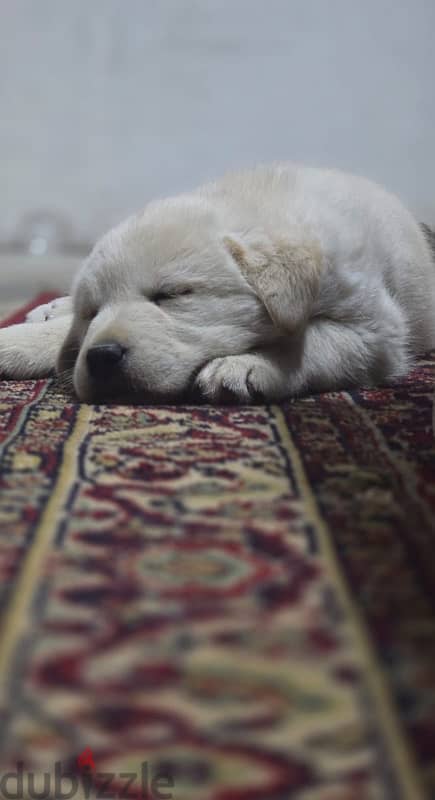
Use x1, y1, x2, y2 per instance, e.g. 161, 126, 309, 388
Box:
150, 288, 194, 305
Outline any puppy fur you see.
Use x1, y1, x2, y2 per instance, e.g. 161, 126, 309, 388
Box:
1, 164, 434, 403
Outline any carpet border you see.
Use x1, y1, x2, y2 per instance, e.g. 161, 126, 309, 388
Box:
271, 405, 426, 800
0, 405, 92, 696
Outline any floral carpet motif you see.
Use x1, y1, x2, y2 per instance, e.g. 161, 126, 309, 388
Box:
0, 296, 434, 799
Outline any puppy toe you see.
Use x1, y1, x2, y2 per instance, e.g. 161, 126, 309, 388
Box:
195, 354, 288, 404
26, 303, 51, 323
26, 297, 72, 324
195, 356, 254, 403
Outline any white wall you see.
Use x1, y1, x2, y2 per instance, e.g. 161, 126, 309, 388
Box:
1, 0, 434, 251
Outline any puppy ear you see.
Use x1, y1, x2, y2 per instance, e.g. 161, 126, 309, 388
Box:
223, 232, 323, 332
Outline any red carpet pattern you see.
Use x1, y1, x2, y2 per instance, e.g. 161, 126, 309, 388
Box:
0, 297, 434, 799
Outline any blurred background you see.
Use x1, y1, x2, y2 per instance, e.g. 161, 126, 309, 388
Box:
1, 0, 434, 295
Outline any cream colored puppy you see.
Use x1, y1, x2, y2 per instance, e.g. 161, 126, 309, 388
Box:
1, 164, 435, 403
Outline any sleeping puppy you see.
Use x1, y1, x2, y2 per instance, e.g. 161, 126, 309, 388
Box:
1, 164, 435, 403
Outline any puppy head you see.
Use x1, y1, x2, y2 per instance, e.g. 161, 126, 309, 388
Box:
57, 199, 275, 402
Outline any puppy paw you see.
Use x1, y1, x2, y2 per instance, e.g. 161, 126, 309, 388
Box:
195, 354, 286, 403
0, 317, 70, 379
26, 296, 72, 323
0, 327, 43, 378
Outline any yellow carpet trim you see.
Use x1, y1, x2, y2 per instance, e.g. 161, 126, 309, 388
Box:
271, 405, 425, 800
0, 404, 92, 698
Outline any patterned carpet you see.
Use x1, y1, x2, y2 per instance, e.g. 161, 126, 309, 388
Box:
0, 296, 434, 800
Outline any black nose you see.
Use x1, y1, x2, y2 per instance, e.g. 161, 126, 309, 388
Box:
86, 342, 126, 379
